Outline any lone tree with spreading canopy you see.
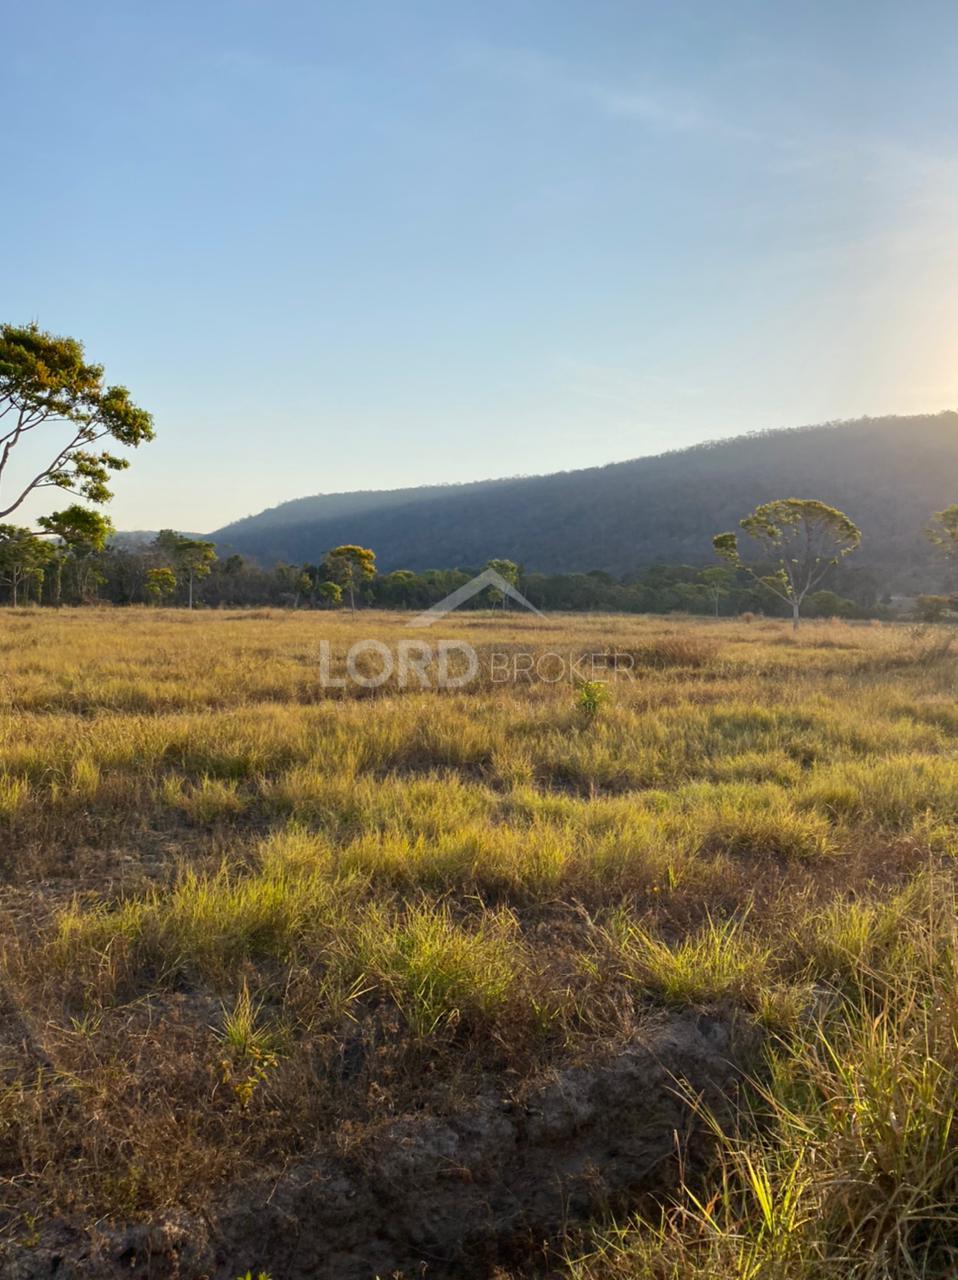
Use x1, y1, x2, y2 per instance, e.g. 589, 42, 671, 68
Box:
153, 531, 218, 609
0, 322, 154, 523
323, 545, 376, 612
713, 498, 861, 631
483, 558, 520, 610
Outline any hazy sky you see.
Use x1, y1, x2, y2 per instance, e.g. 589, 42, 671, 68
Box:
5, 1, 958, 531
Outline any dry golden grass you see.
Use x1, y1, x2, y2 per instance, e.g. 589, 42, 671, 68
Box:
0, 608, 956, 1275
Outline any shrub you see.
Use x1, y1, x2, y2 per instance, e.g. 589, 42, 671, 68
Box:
576, 680, 610, 716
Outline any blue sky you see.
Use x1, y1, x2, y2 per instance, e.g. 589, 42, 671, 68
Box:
5, 1, 958, 531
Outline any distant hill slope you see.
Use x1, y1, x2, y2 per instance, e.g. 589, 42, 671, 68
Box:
210, 414, 958, 588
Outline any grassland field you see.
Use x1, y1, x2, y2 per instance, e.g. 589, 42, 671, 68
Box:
1, 607, 957, 1279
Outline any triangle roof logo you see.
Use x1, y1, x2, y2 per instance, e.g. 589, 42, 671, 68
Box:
407, 568, 544, 628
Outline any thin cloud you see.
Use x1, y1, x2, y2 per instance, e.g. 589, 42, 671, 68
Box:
581, 81, 747, 139
458, 43, 745, 139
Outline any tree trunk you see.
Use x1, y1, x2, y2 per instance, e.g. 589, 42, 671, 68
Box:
348, 579, 355, 612
188, 571, 194, 610
792, 599, 801, 631
11, 574, 17, 607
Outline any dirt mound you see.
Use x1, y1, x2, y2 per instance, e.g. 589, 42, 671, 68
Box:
1, 1011, 753, 1280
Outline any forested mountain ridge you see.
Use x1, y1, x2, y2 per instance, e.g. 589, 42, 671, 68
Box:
211, 414, 958, 588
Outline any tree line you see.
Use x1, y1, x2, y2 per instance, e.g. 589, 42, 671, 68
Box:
5, 478, 958, 627
0, 526, 935, 624
2, 321, 958, 623
0, 501, 938, 628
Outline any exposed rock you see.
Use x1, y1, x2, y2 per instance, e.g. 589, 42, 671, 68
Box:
0, 1010, 754, 1280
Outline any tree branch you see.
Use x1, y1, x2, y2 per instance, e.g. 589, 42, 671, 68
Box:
0, 424, 89, 519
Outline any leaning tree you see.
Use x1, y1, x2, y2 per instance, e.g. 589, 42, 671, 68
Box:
0, 322, 153, 528
713, 498, 861, 630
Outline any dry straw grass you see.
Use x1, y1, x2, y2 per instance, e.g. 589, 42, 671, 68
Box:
0, 608, 956, 1276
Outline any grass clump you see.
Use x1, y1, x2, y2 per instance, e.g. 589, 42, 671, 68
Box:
340, 902, 524, 1038
50, 863, 342, 990
600, 911, 775, 1008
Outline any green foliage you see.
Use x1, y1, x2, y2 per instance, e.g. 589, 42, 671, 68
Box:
315, 580, 342, 607
576, 679, 609, 716
700, 565, 734, 616
605, 913, 773, 1006
6, 524, 890, 617
0, 321, 153, 521
714, 498, 862, 628
484, 557, 520, 607
21, 551, 883, 615
323, 544, 376, 610
377, 568, 419, 607
925, 503, 958, 558
37, 504, 113, 551
345, 903, 522, 1037
274, 563, 313, 606
32, 506, 115, 604
0, 525, 53, 604
215, 982, 280, 1108
484, 558, 519, 583
145, 566, 177, 603
153, 531, 217, 607
805, 589, 857, 618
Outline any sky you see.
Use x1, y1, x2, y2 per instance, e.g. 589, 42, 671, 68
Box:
4, 1, 958, 532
